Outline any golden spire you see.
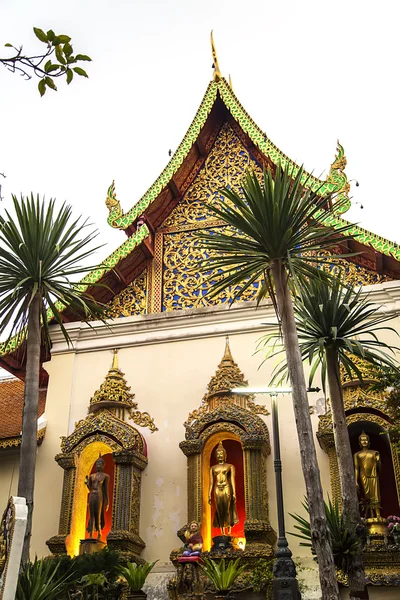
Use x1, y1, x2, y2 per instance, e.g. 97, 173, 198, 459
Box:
112, 347, 119, 370
221, 336, 234, 365
211, 31, 222, 82
205, 336, 247, 400
89, 349, 136, 412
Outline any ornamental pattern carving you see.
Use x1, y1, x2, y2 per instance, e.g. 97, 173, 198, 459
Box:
162, 228, 261, 311
185, 402, 270, 448
316, 251, 389, 287
106, 270, 147, 318
60, 410, 145, 455
103, 123, 390, 318
162, 123, 254, 229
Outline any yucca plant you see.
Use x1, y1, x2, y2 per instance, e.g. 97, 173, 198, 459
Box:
197, 164, 355, 599
0, 195, 106, 563
200, 557, 245, 595
290, 497, 362, 575
265, 273, 399, 598
16, 556, 72, 600
118, 560, 158, 592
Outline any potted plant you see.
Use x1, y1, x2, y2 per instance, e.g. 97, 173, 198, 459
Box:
200, 557, 245, 599
118, 560, 158, 600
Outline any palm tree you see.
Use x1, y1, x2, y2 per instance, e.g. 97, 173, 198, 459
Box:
0, 194, 106, 563
197, 165, 354, 600
269, 274, 399, 599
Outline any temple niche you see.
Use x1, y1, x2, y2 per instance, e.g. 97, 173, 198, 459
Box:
318, 358, 400, 585
178, 337, 275, 552
46, 350, 157, 559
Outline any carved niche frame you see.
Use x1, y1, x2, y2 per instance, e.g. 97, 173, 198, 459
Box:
46, 409, 147, 558
318, 389, 400, 511
180, 402, 276, 550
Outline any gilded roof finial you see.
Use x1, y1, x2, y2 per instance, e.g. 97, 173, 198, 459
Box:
89, 350, 135, 412
105, 180, 122, 216
228, 74, 233, 91
221, 336, 234, 365
205, 336, 247, 400
211, 31, 222, 82
112, 348, 119, 370
326, 140, 351, 215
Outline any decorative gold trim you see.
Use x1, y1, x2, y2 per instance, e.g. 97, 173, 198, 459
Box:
0, 427, 46, 450
148, 232, 163, 314
0, 497, 16, 596
129, 409, 158, 433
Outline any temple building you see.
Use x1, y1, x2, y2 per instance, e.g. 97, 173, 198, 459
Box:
1, 40, 400, 599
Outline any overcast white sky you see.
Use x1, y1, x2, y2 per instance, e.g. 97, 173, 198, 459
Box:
1, 0, 400, 261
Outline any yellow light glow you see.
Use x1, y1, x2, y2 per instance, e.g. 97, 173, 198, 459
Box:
201, 431, 241, 551
66, 441, 113, 557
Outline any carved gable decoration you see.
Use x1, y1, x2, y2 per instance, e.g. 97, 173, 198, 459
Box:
183, 338, 270, 452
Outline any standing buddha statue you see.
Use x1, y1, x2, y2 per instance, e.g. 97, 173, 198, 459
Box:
354, 432, 381, 518
85, 454, 110, 539
208, 441, 239, 535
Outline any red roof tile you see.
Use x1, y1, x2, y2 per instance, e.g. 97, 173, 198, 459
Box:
0, 377, 46, 440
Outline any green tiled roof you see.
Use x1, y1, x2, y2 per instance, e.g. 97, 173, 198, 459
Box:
107, 77, 399, 260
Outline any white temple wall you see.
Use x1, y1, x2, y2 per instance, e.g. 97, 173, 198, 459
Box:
5, 280, 399, 565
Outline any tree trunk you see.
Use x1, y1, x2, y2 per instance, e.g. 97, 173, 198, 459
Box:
17, 293, 41, 565
325, 345, 369, 600
271, 260, 339, 600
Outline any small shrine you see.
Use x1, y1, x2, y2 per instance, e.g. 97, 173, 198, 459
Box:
318, 358, 400, 586
46, 350, 156, 559
169, 338, 275, 600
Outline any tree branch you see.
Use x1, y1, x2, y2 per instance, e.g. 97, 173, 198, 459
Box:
1, 27, 92, 95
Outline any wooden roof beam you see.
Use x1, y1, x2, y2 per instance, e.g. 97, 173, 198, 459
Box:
168, 177, 181, 200
113, 267, 129, 287
196, 135, 207, 157
374, 251, 384, 274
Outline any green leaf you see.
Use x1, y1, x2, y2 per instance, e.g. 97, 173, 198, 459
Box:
38, 79, 46, 97
4, 43, 13, 47
75, 54, 92, 62
73, 67, 88, 78
44, 60, 52, 73
55, 45, 66, 65
44, 77, 57, 91
46, 29, 55, 42
58, 35, 71, 43
64, 42, 73, 56
66, 69, 73, 85
33, 27, 48, 43
47, 64, 60, 73
53, 37, 61, 46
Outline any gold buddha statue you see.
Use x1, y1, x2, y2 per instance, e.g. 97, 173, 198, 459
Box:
354, 432, 381, 518
208, 441, 239, 535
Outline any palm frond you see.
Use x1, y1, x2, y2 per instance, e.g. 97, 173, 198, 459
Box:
289, 497, 362, 573
259, 273, 400, 389
0, 194, 107, 348
196, 165, 357, 307
16, 557, 72, 600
